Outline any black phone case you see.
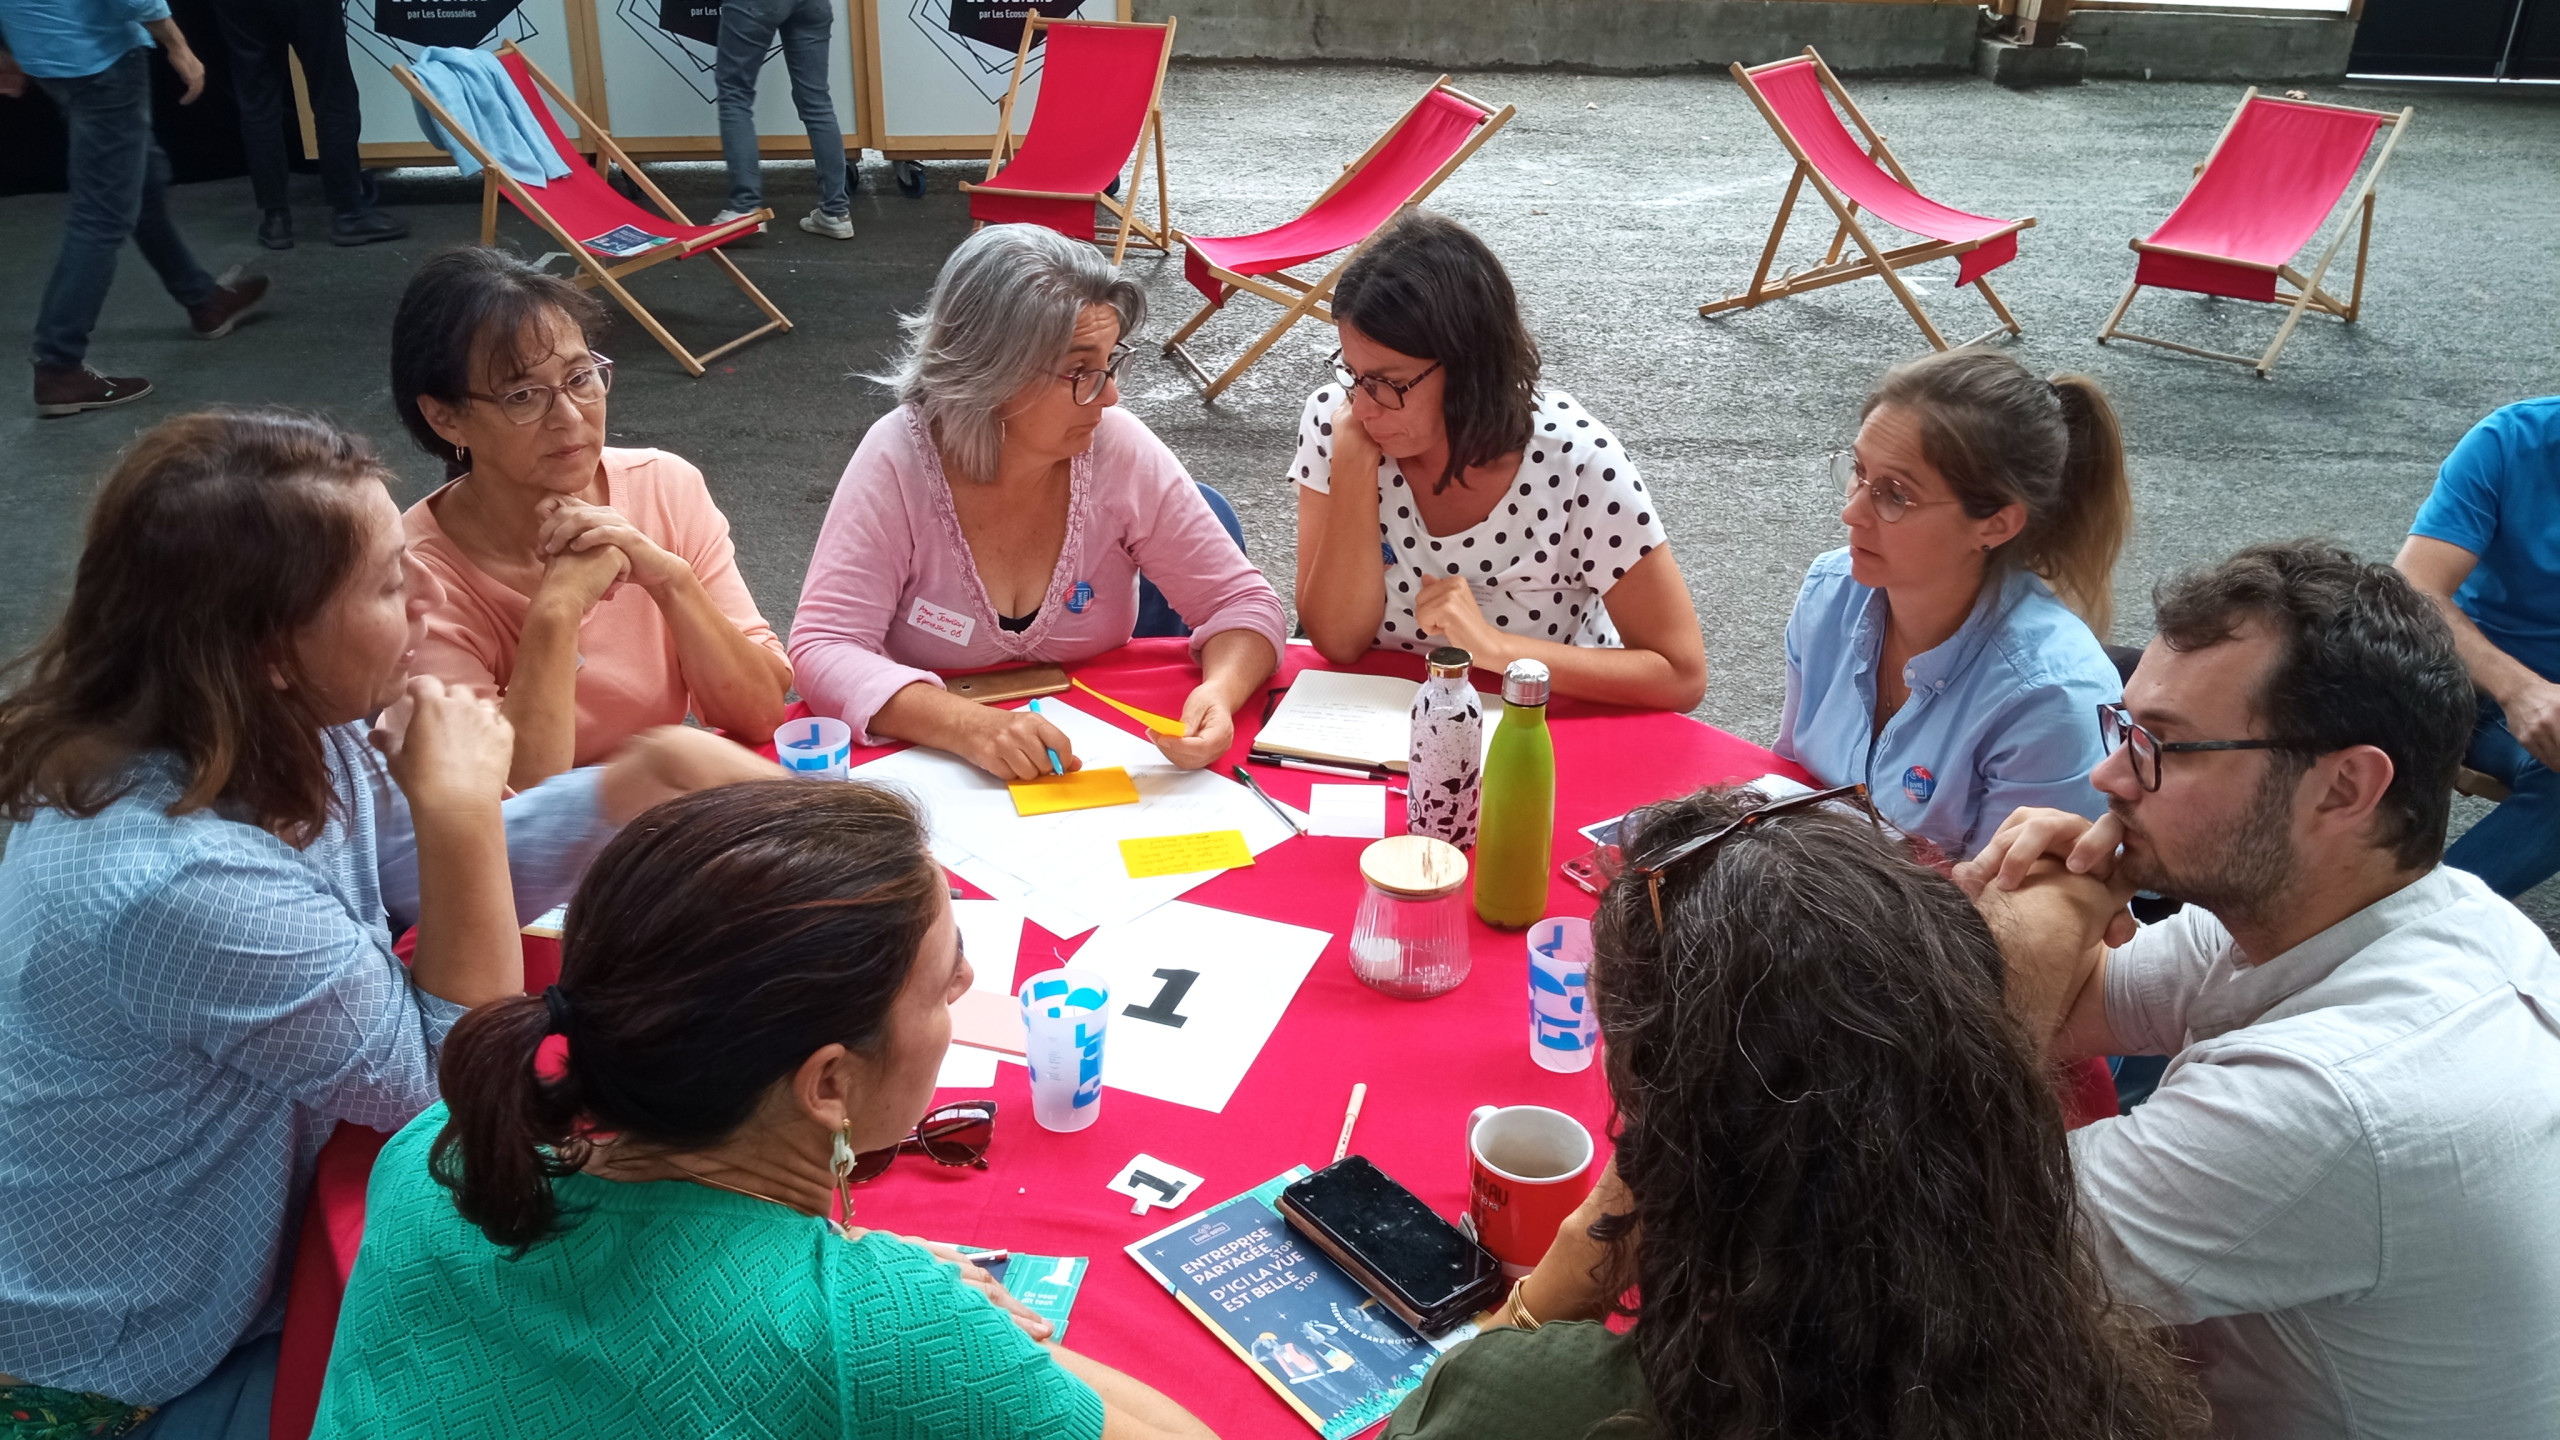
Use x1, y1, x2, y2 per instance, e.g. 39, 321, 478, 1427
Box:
1278, 1158, 1506, 1336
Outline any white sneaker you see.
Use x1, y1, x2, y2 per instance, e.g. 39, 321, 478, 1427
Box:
798, 208, 855, 240
710, 207, 766, 233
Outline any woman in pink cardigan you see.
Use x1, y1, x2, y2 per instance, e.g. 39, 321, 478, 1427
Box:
793, 225, 1285, 781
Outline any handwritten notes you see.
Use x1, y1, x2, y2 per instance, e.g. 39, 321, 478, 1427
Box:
1009, 765, 1140, 817
1119, 829, 1254, 879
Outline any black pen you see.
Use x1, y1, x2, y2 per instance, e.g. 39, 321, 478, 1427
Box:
1230, 764, 1308, 836
1247, 750, 1397, 781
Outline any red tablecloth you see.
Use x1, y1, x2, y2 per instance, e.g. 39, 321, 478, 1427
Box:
274, 640, 2112, 1440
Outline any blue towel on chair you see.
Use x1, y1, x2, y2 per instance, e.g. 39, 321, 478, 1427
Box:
409, 47, 571, 186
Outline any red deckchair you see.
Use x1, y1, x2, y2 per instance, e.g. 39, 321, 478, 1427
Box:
1702, 49, 2034, 350
1160, 77, 1513, 401
2097, 90, 2413, 378
393, 43, 791, 377
960, 17, 1175, 264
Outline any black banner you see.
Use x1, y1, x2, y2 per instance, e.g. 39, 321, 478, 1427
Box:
374, 0, 524, 47
657, 0, 723, 46
943, 0, 1082, 51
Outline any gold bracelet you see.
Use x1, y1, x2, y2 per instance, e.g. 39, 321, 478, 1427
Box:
1504, 1279, 1543, 1332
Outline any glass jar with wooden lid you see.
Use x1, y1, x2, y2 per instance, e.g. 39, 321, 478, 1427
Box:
1349, 834, 1473, 999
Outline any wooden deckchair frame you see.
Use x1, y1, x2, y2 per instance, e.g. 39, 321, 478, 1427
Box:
2095, 90, 2413, 379
393, 42, 791, 377
1700, 48, 2033, 351
1160, 77, 1514, 402
959, 15, 1174, 265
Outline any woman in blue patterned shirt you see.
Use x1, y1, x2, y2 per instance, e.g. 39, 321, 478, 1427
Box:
0, 410, 774, 1435
1775, 348, 2129, 863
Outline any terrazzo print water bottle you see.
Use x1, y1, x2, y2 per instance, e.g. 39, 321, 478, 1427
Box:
1407, 646, 1483, 849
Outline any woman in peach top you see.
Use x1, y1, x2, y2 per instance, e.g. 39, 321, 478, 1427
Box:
390, 248, 792, 788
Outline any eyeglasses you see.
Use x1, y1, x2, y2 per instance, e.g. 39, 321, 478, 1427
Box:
1060, 343, 1133, 406
467, 355, 615, 425
2096, 703, 2318, 793
1831, 451, 1962, 525
1627, 783, 1882, 929
1331, 349, 1442, 411
846, 1100, 996, 1183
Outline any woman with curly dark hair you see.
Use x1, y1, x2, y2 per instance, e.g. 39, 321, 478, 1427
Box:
1384, 785, 2204, 1440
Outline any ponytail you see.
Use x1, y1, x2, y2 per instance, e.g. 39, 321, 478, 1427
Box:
427, 780, 944, 1253
431, 991, 590, 1253
1864, 349, 2132, 639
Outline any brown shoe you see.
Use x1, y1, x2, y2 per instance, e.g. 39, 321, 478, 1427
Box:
187, 268, 270, 339
34, 363, 154, 417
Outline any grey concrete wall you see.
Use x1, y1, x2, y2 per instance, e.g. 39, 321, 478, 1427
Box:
2068, 10, 2356, 81
1131, 0, 1983, 75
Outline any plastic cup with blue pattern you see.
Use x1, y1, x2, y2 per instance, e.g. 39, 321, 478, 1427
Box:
1527, 916, 1596, 1073
1019, 968, 1111, 1133
774, 716, 852, 779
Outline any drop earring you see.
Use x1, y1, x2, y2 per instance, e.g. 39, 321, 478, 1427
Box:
829, 1122, 858, 1239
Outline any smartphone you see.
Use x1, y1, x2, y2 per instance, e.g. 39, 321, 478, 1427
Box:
1278, 1156, 1506, 1336
1562, 842, 1621, 897
947, 663, 1071, 705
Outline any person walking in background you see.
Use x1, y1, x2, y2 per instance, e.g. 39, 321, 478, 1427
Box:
2395, 395, 2560, 901
0, 0, 268, 415
709, 0, 852, 240
206, 0, 407, 249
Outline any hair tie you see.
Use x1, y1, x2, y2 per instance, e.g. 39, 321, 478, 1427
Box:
542, 985, 576, 1037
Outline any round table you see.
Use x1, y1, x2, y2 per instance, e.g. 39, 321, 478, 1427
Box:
841, 639, 1806, 1440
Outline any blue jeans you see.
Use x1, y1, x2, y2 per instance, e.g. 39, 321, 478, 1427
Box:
2444, 694, 2560, 899
130, 1331, 278, 1439
715, 0, 848, 218
30, 49, 218, 368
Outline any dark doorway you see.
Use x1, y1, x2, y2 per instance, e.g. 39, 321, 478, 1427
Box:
2352, 0, 2560, 79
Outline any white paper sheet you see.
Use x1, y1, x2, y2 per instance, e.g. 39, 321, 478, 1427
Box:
936, 900, 1024, 1090
1254, 671, 1502, 772
1040, 901, 1332, 1114
851, 702, 1299, 937
1305, 784, 1388, 839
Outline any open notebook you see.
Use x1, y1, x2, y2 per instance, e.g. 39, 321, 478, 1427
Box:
1254, 671, 1501, 773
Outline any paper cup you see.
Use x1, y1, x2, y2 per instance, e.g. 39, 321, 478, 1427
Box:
775, 716, 852, 779
1527, 916, 1596, 1073
1018, 968, 1111, 1133
1462, 1104, 1596, 1277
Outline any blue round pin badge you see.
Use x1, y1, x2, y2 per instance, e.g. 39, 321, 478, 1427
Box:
1901, 765, 1937, 804
1067, 580, 1094, 614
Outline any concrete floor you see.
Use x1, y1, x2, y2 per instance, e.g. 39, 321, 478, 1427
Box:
3, 64, 2556, 928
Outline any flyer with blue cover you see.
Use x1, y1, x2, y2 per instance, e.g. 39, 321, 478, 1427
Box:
1126, 1168, 1475, 1439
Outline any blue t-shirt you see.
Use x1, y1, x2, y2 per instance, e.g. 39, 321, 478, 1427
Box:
1775, 549, 2120, 861
0, 0, 168, 79
2410, 396, 2560, 685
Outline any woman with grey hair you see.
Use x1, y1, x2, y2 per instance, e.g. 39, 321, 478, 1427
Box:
791, 224, 1285, 780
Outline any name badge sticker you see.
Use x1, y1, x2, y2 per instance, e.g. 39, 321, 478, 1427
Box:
905, 597, 978, 647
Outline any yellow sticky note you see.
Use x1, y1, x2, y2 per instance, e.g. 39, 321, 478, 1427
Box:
1071, 677, 1187, 738
1119, 829, 1255, 879
1008, 766, 1141, 817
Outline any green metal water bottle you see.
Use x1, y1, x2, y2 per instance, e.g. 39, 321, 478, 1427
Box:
1474, 659, 1555, 929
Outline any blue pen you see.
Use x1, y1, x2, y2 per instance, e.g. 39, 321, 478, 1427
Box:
1028, 698, 1065, 776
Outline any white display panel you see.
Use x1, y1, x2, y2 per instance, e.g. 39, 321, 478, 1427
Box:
866, 0, 1122, 150
341, 0, 584, 159
591, 0, 863, 147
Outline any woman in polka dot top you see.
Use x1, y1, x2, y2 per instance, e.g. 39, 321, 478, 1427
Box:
1291, 210, 1707, 712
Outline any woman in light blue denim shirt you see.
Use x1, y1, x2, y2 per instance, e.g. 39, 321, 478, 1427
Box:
0, 411, 775, 1436
1775, 349, 2129, 862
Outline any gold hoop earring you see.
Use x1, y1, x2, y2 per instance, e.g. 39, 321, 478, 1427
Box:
829, 1121, 858, 1239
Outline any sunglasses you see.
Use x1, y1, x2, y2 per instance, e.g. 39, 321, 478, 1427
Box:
1626, 784, 1882, 929
847, 1100, 996, 1183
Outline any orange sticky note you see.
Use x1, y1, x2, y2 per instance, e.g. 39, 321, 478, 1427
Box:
1008, 765, 1140, 817
1119, 829, 1254, 879
1071, 677, 1186, 738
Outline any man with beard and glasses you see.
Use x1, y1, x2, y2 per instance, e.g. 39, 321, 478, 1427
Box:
1955, 539, 2560, 1440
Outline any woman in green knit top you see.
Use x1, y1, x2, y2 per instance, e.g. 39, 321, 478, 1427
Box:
314, 780, 1216, 1440
1384, 785, 2207, 1440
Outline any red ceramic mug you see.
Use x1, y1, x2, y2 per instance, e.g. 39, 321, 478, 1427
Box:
1461, 1104, 1596, 1277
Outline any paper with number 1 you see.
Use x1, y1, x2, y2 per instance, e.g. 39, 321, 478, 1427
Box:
1012, 902, 1331, 1114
